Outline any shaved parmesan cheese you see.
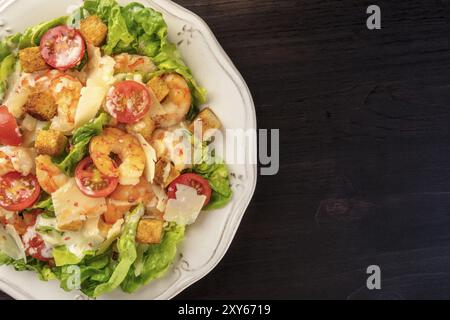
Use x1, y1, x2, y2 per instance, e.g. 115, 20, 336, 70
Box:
0, 146, 35, 176
0, 224, 26, 261
4, 65, 30, 117
52, 179, 107, 230
164, 184, 206, 225
74, 45, 115, 128
74, 86, 107, 127
151, 184, 167, 212
20, 114, 37, 131
135, 133, 156, 183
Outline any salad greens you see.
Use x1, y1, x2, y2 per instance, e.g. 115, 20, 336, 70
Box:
91, 203, 144, 297
83, 0, 207, 105
53, 112, 110, 175
19, 16, 68, 49
0, 254, 56, 281
52, 246, 83, 267
0, 54, 17, 101
121, 223, 185, 293
56, 249, 113, 294
190, 143, 233, 210
0, 34, 21, 100
193, 161, 233, 210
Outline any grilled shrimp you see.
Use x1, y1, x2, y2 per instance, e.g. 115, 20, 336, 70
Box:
0, 146, 34, 176
49, 75, 83, 132
149, 73, 192, 128
114, 53, 157, 74
89, 128, 146, 186
104, 176, 155, 224
35, 155, 69, 194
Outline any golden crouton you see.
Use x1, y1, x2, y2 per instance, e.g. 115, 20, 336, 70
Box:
154, 158, 180, 187
25, 91, 57, 121
136, 219, 164, 244
80, 15, 108, 47
18, 47, 48, 73
147, 75, 170, 102
189, 107, 222, 138
35, 129, 67, 156
126, 114, 155, 141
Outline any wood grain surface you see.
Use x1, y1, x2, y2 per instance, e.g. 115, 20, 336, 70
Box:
3, 0, 450, 300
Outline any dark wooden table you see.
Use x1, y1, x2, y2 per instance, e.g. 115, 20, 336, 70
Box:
3, 0, 450, 300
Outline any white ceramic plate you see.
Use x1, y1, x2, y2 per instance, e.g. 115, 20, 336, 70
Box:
0, 0, 257, 300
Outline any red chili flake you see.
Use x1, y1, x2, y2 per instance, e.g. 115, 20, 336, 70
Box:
64, 237, 71, 241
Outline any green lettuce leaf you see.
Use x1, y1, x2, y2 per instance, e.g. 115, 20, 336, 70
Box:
55, 250, 113, 294
191, 151, 233, 210
0, 33, 21, 61
83, 0, 207, 105
53, 246, 83, 267
32, 196, 54, 213
91, 203, 144, 297
19, 16, 68, 49
0, 252, 12, 265
53, 112, 110, 175
5, 258, 56, 281
0, 54, 17, 101
121, 223, 185, 293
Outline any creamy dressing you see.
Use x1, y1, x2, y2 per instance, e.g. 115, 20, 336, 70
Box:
35, 215, 106, 258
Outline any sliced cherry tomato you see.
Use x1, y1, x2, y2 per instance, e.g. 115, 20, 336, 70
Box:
25, 233, 50, 262
75, 157, 119, 198
106, 80, 152, 124
40, 25, 86, 71
167, 173, 212, 206
0, 106, 21, 146
0, 172, 41, 211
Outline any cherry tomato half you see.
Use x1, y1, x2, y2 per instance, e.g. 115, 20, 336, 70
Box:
75, 157, 119, 198
40, 25, 86, 71
0, 172, 41, 211
106, 80, 152, 124
0, 106, 21, 146
25, 233, 50, 262
167, 173, 212, 206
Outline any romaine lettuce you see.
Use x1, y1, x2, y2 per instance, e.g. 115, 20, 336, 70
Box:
19, 16, 68, 49
91, 203, 144, 297
0, 54, 17, 101
121, 223, 185, 293
52, 246, 84, 267
1, 256, 56, 281
54, 203, 140, 297
56, 250, 113, 294
191, 147, 233, 210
